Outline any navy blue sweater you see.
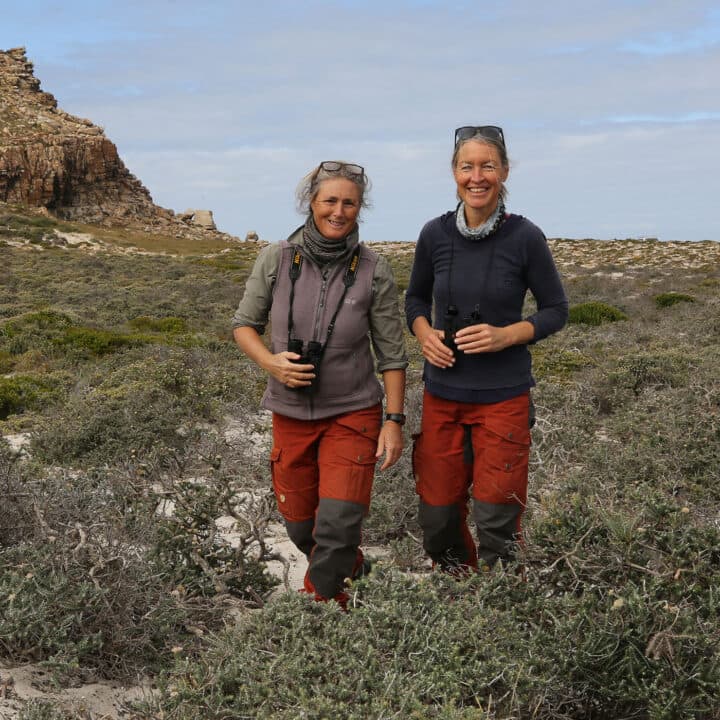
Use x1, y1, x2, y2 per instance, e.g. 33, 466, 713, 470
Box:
405, 211, 568, 402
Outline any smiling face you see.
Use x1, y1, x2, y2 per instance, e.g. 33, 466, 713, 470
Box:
453, 139, 508, 227
310, 177, 361, 240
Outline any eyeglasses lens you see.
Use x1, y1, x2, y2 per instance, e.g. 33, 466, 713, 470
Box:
454, 126, 505, 147
319, 161, 365, 177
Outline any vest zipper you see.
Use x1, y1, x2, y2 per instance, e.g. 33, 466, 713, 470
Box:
314, 267, 331, 340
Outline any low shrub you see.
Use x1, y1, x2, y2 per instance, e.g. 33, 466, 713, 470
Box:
605, 351, 691, 396
654, 291, 696, 308
128, 315, 189, 333
0, 374, 61, 419
0, 213, 59, 243
30, 381, 190, 466
530, 344, 594, 380
53, 326, 145, 357
0, 452, 276, 683
0, 468, 201, 681
568, 301, 628, 325
149, 454, 278, 601
136, 547, 720, 720
0, 348, 15, 373
0, 310, 74, 357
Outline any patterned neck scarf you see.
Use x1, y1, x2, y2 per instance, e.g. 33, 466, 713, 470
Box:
455, 200, 506, 240
302, 216, 358, 265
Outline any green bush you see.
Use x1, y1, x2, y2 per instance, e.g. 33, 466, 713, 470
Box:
0, 455, 275, 683
0, 310, 73, 337
128, 315, 189, 333
654, 292, 696, 308
53, 326, 144, 356
568, 301, 628, 325
149, 462, 278, 601
30, 382, 190, 466
0, 348, 15, 372
0, 310, 74, 357
0, 213, 60, 243
0, 311, 100, 363
28, 346, 254, 466
136, 546, 720, 720
530, 345, 594, 380
0, 468, 195, 681
0, 374, 61, 419
605, 351, 691, 396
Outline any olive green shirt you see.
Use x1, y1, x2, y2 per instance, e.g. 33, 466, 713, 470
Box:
232, 231, 408, 373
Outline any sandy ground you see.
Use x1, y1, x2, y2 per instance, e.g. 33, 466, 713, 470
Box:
0, 666, 150, 719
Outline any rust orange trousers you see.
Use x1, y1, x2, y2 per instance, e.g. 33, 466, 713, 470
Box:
270, 404, 382, 603
413, 389, 531, 570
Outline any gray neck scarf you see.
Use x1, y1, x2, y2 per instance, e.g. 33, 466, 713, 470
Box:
302, 216, 358, 265
455, 200, 506, 240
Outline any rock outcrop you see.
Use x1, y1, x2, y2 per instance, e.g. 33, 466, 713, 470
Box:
0, 47, 237, 239
178, 208, 217, 230
0, 47, 171, 225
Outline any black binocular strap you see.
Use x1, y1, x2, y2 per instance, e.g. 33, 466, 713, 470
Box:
286, 246, 362, 350
446, 212, 497, 323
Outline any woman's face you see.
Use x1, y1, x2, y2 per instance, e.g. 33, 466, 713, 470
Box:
453, 140, 508, 225
310, 177, 361, 240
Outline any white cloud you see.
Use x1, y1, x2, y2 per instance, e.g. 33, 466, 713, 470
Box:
3, 0, 720, 240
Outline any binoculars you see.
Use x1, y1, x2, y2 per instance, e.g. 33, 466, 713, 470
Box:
442, 305, 484, 355
287, 338, 323, 391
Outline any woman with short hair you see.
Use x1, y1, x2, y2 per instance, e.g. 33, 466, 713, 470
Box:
233, 161, 407, 605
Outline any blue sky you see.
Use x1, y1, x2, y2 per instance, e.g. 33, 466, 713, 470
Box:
2, 0, 719, 241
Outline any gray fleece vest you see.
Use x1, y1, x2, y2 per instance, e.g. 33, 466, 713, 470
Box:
262, 241, 383, 420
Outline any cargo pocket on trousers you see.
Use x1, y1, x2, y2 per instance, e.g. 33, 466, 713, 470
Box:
328, 414, 380, 508
329, 444, 376, 507
480, 418, 530, 504
270, 445, 318, 522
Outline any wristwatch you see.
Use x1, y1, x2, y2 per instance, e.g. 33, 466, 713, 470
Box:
385, 413, 406, 426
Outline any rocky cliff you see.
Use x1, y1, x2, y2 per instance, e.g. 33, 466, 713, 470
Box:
0, 47, 213, 234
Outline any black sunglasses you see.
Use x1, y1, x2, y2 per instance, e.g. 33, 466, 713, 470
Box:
454, 125, 505, 148
318, 161, 365, 177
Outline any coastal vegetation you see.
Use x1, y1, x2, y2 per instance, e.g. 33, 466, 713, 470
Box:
1, 212, 719, 718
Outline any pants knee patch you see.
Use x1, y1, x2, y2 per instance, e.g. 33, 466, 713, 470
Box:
285, 518, 315, 557
473, 499, 522, 565
308, 497, 365, 599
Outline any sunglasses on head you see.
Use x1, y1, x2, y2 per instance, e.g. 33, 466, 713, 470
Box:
318, 161, 365, 178
454, 126, 505, 148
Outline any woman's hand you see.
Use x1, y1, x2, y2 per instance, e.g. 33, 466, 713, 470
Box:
376, 420, 404, 470
454, 324, 511, 354
454, 320, 534, 354
265, 351, 315, 389
419, 327, 456, 368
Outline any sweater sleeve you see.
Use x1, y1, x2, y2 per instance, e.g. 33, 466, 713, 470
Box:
404, 221, 435, 334
369, 254, 408, 372
231, 243, 281, 334
523, 233, 568, 342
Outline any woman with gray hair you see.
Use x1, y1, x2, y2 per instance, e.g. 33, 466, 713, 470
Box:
233, 161, 407, 607
405, 126, 568, 574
